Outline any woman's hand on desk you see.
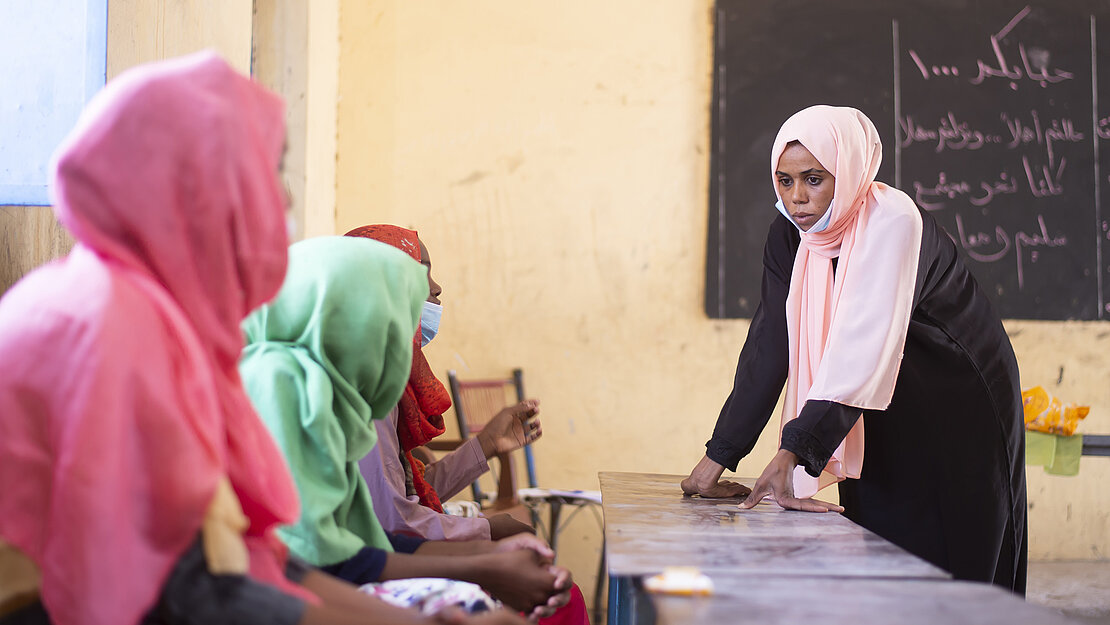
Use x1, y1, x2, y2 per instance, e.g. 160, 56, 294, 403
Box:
681, 455, 752, 498
739, 450, 844, 513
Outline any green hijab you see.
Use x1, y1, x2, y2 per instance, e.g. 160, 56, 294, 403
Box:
240, 236, 428, 565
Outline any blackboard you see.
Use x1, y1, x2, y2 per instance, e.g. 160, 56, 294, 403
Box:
706, 0, 1110, 321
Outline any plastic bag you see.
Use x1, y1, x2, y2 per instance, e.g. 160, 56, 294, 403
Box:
1022, 386, 1089, 436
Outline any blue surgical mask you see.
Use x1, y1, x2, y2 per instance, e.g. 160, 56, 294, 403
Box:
420, 301, 442, 347
775, 198, 834, 234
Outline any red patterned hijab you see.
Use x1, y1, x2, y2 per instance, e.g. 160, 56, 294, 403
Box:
345, 225, 453, 511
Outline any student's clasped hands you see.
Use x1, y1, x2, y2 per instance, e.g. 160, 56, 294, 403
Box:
485, 533, 574, 621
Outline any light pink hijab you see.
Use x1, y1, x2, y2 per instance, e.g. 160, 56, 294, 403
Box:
0, 52, 311, 624
770, 106, 923, 497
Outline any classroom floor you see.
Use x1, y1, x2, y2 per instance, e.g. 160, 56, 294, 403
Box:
1026, 560, 1110, 624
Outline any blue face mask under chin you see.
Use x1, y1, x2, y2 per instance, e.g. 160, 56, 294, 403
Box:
420, 301, 442, 347
775, 198, 834, 234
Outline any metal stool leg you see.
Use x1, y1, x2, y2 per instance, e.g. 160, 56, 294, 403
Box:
607, 575, 626, 625
547, 499, 564, 552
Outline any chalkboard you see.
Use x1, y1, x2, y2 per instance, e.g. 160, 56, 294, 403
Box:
706, 0, 1110, 321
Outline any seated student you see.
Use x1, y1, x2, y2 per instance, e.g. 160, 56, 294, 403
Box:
346, 225, 538, 542
239, 236, 571, 619
345, 226, 590, 625
0, 52, 522, 625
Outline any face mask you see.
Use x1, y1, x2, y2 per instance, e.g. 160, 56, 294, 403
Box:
775, 198, 834, 234
420, 301, 443, 347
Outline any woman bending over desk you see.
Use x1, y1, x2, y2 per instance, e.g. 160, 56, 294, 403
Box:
681, 105, 1027, 593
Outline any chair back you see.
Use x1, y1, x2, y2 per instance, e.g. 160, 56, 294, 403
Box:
447, 368, 538, 506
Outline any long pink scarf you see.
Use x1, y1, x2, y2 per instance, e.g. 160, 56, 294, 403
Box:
771, 106, 923, 497
0, 52, 311, 625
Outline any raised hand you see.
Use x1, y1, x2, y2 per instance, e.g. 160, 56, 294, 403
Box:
477, 400, 541, 457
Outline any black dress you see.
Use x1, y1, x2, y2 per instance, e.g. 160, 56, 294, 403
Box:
706, 210, 1027, 593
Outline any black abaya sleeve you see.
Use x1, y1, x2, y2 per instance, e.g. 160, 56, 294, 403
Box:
704, 217, 795, 471
780, 400, 861, 477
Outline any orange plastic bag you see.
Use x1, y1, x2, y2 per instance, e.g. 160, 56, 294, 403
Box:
1021, 386, 1089, 436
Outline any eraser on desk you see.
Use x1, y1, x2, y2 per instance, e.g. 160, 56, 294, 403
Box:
643, 567, 714, 596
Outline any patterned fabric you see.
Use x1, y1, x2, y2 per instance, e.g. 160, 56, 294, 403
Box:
359, 578, 498, 616
344, 225, 422, 261
345, 224, 453, 512
0, 52, 312, 625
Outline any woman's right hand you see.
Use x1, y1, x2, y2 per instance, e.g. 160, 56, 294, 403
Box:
680, 455, 752, 498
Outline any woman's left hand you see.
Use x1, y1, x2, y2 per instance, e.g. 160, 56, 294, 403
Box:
739, 450, 844, 513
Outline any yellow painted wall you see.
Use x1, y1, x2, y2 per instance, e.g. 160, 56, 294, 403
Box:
251, 0, 340, 240
106, 0, 253, 77
333, 0, 1110, 604
303, 0, 340, 238
1007, 322, 1110, 560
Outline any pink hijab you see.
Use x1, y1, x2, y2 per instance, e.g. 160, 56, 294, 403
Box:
770, 106, 923, 497
0, 52, 311, 624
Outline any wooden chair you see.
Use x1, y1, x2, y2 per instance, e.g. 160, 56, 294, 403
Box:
444, 368, 537, 511
443, 368, 606, 625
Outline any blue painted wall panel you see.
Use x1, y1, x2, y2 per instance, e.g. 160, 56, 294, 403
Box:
0, 0, 108, 205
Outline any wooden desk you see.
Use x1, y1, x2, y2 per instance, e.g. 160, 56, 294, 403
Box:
600, 471, 1078, 625
602, 472, 946, 579
651, 575, 1079, 625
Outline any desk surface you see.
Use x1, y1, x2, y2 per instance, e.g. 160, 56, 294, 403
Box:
651, 574, 1079, 625
599, 472, 947, 579
600, 471, 1079, 625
